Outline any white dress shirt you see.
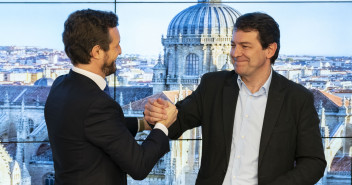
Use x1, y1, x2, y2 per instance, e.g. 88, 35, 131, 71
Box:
223, 69, 272, 185
71, 67, 168, 135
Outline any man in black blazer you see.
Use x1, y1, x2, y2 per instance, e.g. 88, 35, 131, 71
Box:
144, 12, 326, 185
45, 9, 177, 185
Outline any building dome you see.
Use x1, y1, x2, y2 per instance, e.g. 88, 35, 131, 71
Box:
34, 77, 53, 86
167, 0, 241, 37
221, 60, 234, 71
154, 0, 241, 94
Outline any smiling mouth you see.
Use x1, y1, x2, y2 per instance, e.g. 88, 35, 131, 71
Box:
234, 57, 246, 62
235, 59, 247, 63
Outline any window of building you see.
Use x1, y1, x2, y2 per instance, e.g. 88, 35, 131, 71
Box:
28, 119, 34, 133
44, 173, 55, 185
185, 53, 199, 76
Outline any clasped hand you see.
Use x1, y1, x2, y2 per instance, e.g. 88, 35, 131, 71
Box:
144, 98, 177, 128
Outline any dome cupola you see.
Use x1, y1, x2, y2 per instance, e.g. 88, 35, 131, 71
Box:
167, 0, 241, 37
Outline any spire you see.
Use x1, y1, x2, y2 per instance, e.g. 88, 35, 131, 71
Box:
119, 92, 123, 106
36, 95, 40, 107
152, 53, 166, 70
21, 163, 31, 185
21, 96, 25, 115
321, 107, 326, 127
158, 53, 162, 63
15, 144, 24, 163
320, 106, 330, 148
128, 102, 132, 114
178, 83, 184, 101
319, 101, 323, 112
4, 91, 9, 106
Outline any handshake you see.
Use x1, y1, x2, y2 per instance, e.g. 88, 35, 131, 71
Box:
143, 98, 178, 129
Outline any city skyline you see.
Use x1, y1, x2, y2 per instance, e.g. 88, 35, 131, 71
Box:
0, 1, 351, 57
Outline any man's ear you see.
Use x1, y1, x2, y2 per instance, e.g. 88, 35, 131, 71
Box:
266, 42, 277, 59
90, 45, 104, 59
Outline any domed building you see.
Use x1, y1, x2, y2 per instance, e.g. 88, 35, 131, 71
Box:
34, 77, 54, 86
152, 0, 240, 93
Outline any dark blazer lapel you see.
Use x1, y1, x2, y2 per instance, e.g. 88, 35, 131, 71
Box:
258, 71, 286, 168
223, 71, 239, 165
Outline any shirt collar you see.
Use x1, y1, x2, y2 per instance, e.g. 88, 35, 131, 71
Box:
72, 66, 106, 90
236, 68, 273, 96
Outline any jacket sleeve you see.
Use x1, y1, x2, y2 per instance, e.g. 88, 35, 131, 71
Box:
168, 74, 208, 139
84, 96, 170, 180
268, 92, 326, 185
124, 117, 139, 137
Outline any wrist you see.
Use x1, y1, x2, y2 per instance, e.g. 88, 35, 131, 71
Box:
143, 111, 155, 129
154, 123, 168, 136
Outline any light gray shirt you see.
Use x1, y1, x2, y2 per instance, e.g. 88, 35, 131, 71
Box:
223, 69, 272, 185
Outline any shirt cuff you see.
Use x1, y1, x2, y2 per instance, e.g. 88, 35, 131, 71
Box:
154, 123, 168, 136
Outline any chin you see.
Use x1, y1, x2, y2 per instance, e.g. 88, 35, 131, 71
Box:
234, 68, 245, 76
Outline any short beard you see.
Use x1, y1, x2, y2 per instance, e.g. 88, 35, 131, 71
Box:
102, 55, 116, 76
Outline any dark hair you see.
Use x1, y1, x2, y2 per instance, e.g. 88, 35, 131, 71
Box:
234, 12, 280, 64
62, 9, 118, 65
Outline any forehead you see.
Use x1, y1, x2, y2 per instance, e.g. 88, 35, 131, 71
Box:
108, 27, 120, 44
232, 30, 259, 43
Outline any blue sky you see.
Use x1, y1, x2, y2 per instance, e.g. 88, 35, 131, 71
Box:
0, 1, 351, 57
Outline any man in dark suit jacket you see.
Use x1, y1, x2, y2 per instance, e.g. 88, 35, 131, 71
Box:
144, 12, 326, 185
45, 9, 177, 185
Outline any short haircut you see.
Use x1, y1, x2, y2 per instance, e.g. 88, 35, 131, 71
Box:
234, 12, 280, 64
62, 9, 118, 65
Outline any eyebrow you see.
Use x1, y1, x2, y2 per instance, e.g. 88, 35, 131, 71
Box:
231, 41, 251, 45
239, 42, 251, 45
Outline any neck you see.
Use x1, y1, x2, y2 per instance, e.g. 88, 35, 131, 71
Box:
241, 66, 271, 94
75, 63, 105, 78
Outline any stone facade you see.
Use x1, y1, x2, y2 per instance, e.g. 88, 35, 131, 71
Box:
152, 0, 239, 94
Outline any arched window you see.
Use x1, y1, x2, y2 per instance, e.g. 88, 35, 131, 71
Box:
28, 119, 34, 133
43, 173, 55, 185
185, 53, 199, 76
